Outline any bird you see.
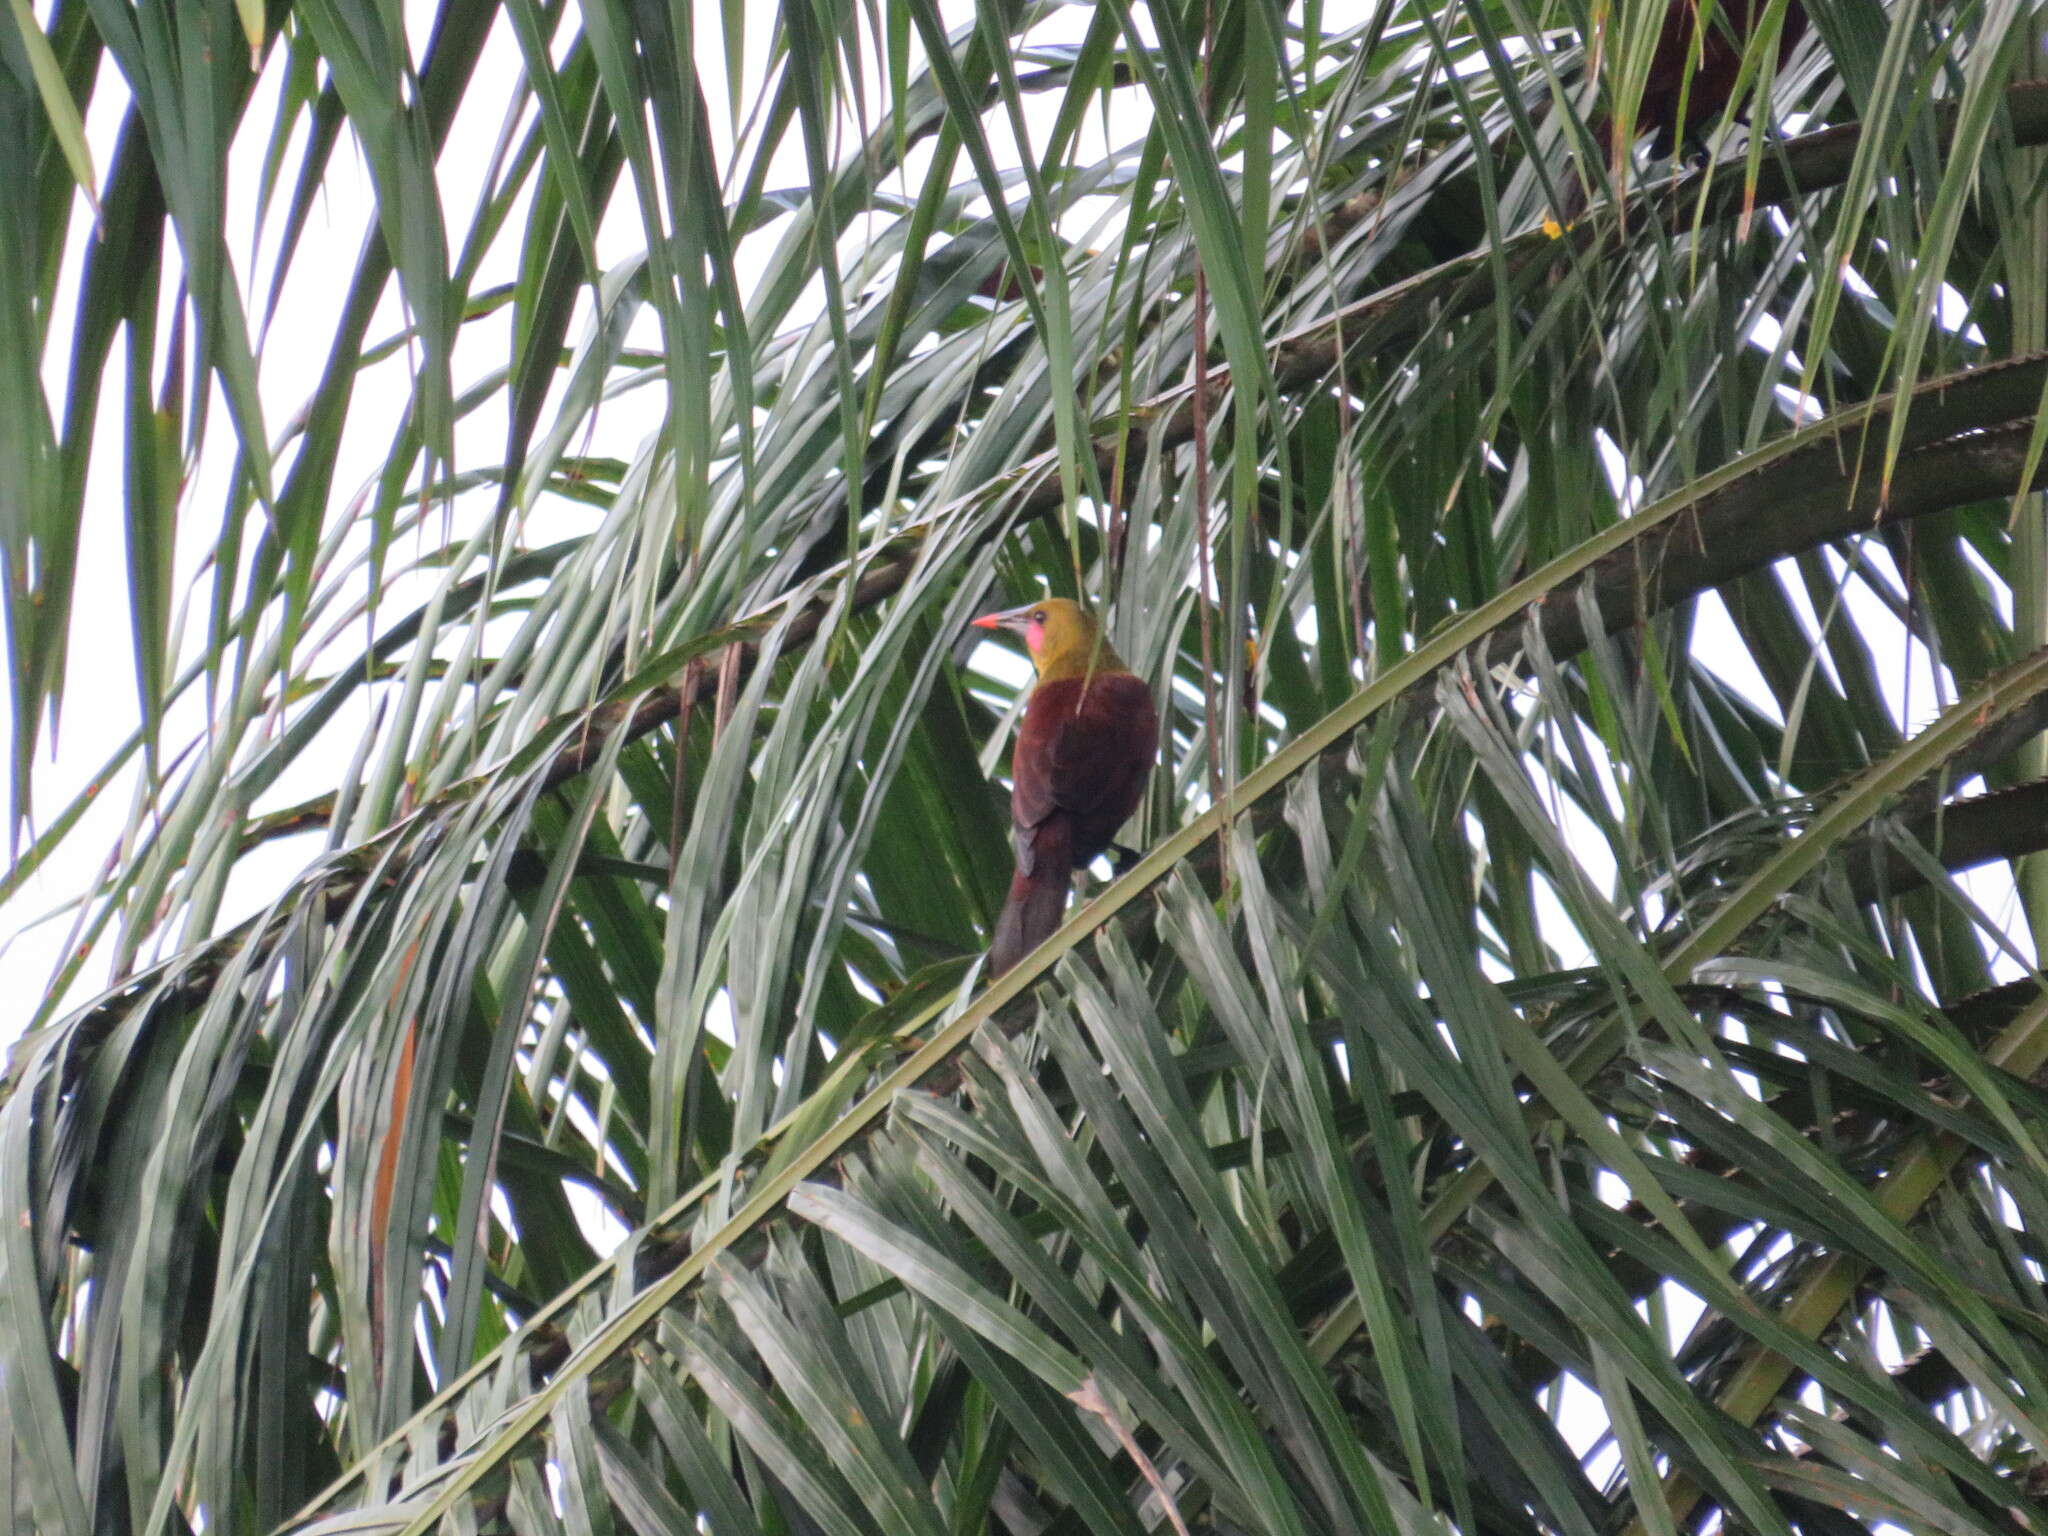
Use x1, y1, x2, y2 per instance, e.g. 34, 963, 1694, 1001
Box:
1557, 0, 1807, 225
1640, 0, 1807, 159
971, 598, 1158, 977
1621, 0, 1809, 162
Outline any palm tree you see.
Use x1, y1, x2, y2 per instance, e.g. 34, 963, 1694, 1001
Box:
8, 0, 2048, 1529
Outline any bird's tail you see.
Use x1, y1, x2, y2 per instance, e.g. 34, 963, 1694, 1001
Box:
989, 821, 1073, 977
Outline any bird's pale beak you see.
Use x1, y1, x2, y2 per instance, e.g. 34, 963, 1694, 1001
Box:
971, 605, 1034, 633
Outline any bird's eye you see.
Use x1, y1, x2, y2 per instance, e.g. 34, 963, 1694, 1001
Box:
1032, 609, 1046, 622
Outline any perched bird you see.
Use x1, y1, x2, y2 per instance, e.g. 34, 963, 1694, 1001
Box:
1644, 0, 1807, 158
1558, 0, 1807, 224
1619, 0, 1809, 161
972, 599, 1158, 977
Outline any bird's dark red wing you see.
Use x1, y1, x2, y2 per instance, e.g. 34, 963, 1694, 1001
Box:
1012, 672, 1157, 862
989, 669, 1157, 975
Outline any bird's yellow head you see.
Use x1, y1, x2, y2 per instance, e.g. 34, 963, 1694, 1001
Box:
971, 597, 1128, 684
